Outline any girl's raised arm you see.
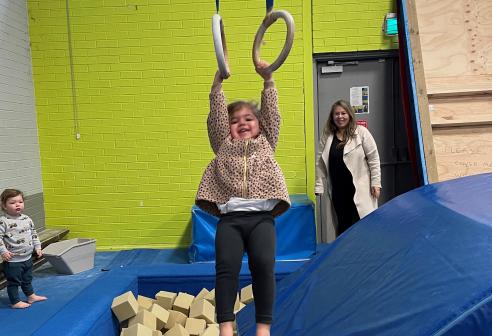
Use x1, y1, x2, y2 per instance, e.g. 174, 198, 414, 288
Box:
207, 71, 230, 154
256, 62, 280, 149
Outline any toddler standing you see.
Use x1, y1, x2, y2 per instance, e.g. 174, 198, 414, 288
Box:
1, 188, 47, 308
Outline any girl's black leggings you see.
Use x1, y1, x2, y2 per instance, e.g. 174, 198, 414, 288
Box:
215, 211, 276, 324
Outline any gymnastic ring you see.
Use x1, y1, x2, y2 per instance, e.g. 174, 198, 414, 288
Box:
252, 10, 295, 74
212, 13, 230, 79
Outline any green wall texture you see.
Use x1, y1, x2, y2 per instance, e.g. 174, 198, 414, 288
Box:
27, 0, 395, 250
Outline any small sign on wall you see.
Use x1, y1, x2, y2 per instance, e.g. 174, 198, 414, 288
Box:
350, 86, 370, 114
357, 119, 368, 128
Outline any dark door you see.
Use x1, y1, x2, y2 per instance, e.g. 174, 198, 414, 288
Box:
314, 51, 414, 242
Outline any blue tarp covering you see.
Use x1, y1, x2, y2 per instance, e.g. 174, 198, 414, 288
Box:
238, 173, 492, 336
189, 194, 316, 262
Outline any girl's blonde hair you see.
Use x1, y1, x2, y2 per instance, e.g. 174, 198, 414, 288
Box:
322, 99, 357, 148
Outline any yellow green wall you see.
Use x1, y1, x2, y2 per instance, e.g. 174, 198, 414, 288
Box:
27, 0, 394, 250
313, 0, 397, 52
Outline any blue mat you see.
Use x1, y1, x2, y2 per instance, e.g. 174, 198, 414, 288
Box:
238, 173, 492, 335
0, 249, 188, 336
0, 248, 307, 336
189, 194, 317, 262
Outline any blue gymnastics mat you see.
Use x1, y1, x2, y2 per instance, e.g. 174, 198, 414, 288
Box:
238, 173, 492, 336
0, 248, 308, 336
189, 194, 317, 262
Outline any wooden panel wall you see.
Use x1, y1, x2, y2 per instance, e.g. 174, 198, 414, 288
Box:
415, 0, 492, 181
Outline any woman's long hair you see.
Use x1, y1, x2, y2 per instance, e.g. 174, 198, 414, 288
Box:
322, 100, 357, 148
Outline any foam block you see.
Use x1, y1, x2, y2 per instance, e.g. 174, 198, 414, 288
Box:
149, 303, 170, 330
240, 284, 254, 304
184, 317, 206, 336
203, 289, 215, 305
163, 324, 190, 336
234, 301, 246, 314
138, 295, 156, 311
112, 291, 139, 322
156, 291, 177, 310
120, 323, 153, 336
233, 294, 241, 313
189, 299, 215, 324
128, 310, 157, 330
165, 310, 188, 330
193, 288, 209, 302
201, 325, 220, 336
172, 292, 195, 315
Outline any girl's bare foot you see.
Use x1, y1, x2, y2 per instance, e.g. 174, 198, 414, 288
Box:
27, 294, 47, 303
12, 301, 31, 309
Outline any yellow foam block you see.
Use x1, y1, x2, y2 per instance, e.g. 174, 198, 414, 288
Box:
163, 324, 190, 336
120, 323, 153, 336
233, 294, 242, 313
138, 295, 156, 311
201, 325, 220, 336
184, 317, 206, 336
155, 291, 177, 310
149, 303, 170, 330
240, 284, 254, 304
193, 288, 209, 303
172, 292, 195, 315
128, 309, 157, 330
165, 310, 188, 330
203, 289, 215, 305
112, 291, 139, 322
189, 299, 215, 324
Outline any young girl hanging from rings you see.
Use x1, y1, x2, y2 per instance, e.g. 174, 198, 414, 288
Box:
196, 61, 290, 336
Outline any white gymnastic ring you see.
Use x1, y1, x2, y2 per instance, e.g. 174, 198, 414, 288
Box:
212, 14, 230, 79
252, 10, 295, 74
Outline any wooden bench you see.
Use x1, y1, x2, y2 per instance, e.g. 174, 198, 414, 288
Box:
0, 227, 69, 289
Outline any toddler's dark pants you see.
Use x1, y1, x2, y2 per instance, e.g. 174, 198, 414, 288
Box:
3, 257, 34, 305
215, 211, 276, 324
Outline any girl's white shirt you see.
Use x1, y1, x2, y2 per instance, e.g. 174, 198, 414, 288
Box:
218, 197, 279, 214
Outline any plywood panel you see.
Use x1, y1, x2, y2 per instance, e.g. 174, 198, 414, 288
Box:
414, 0, 492, 182
426, 75, 492, 96
415, 1, 469, 78
477, 0, 492, 75
429, 96, 492, 126
433, 126, 492, 181
415, 0, 492, 94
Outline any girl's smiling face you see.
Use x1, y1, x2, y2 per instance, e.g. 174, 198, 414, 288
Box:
229, 107, 260, 140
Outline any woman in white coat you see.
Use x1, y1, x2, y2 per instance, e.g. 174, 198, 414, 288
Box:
315, 100, 381, 236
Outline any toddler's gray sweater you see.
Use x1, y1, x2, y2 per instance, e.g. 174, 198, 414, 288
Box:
0, 214, 41, 262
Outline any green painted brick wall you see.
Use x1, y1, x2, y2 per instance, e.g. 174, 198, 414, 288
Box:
312, 0, 397, 52
27, 0, 394, 250
27, 0, 306, 250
